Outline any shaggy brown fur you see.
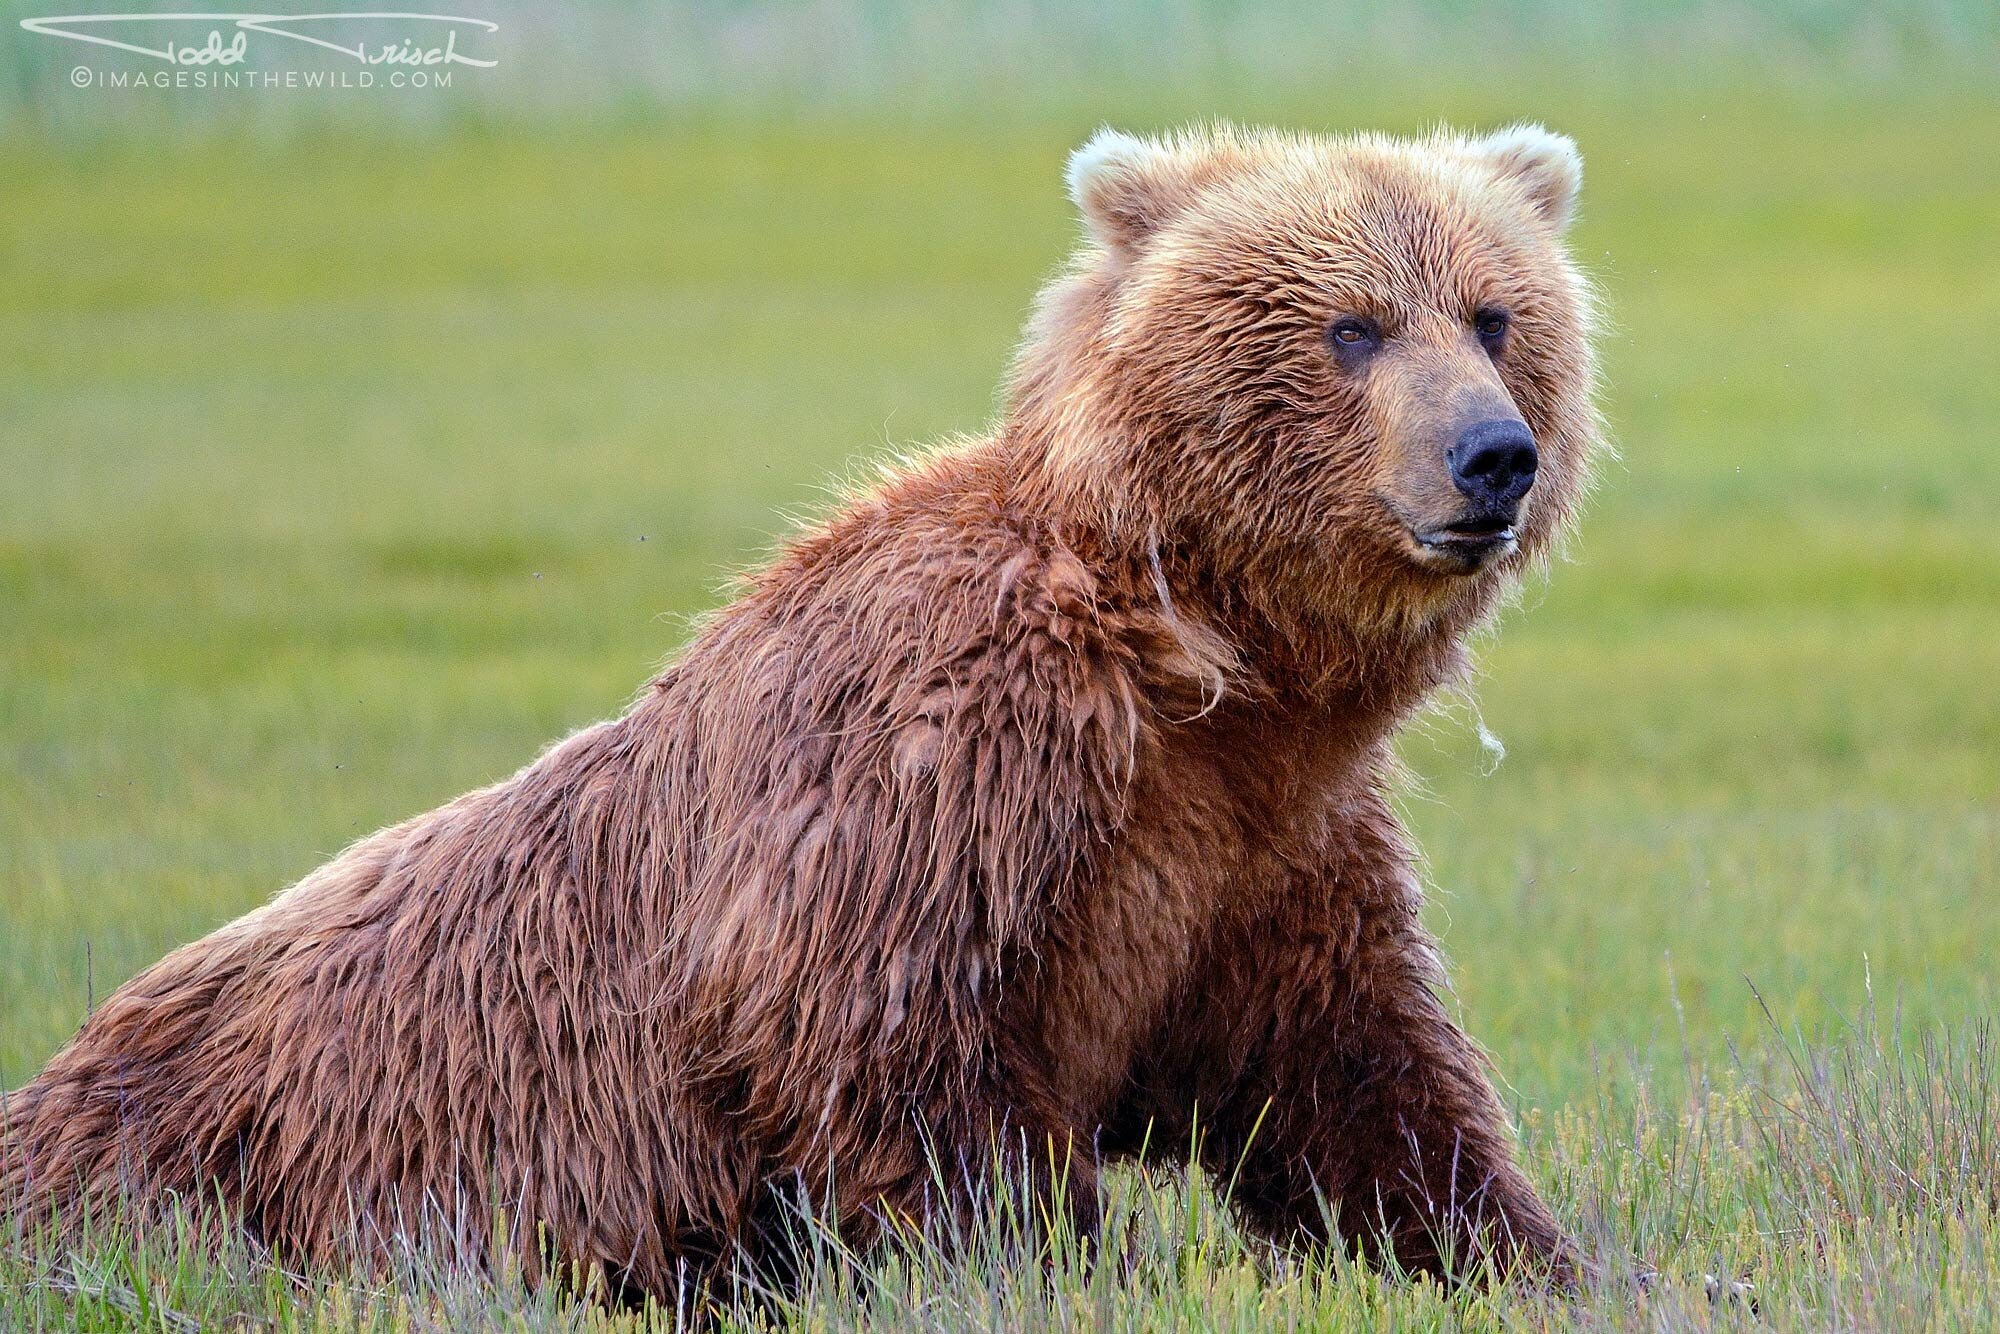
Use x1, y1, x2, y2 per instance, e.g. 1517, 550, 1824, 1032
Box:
3, 123, 1602, 1297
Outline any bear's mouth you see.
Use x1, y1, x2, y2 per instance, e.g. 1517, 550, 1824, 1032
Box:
1374, 495, 1522, 574
1407, 518, 1518, 572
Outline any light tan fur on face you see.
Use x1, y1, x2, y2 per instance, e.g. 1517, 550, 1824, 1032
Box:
1018, 122, 1599, 638
5, 123, 1603, 1302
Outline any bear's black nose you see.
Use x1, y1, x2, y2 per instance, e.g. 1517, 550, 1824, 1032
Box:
1448, 419, 1539, 507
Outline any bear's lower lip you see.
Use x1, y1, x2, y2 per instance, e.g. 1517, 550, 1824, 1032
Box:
1409, 525, 1517, 571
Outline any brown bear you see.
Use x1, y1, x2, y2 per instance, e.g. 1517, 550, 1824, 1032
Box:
2, 122, 1601, 1298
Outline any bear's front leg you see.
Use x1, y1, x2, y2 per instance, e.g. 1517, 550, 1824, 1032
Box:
1194, 786, 1579, 1286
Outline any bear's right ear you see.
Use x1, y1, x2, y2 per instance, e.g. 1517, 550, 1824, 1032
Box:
1066, 128, 1213, 255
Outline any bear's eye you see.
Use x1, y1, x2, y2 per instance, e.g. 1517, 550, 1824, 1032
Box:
1326, 316, 1380, 360
1474, 308, 1511, 345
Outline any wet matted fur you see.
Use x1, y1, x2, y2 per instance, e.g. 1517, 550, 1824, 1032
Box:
3, 123, 1603, 1297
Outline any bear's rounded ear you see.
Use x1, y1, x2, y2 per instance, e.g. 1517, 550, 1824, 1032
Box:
1468, 124, 1582, 231
1066, 128, 1209, 255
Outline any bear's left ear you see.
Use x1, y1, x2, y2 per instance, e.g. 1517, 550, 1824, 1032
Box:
1066, 128, 1220, 255
1467, 124, 1582, 230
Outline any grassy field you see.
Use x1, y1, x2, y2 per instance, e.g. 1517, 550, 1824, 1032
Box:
3, 80, 1998, 1328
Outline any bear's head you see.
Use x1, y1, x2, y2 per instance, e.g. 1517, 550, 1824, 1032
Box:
1011, 123, 1602, 636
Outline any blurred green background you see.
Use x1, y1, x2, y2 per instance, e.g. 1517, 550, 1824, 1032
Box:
2, 3, 1996, 1112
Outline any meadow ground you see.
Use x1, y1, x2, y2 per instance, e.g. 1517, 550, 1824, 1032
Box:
2, 81, 1997, 1328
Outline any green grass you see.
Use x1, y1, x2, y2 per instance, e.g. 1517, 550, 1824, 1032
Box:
4, 82, 1998, 1327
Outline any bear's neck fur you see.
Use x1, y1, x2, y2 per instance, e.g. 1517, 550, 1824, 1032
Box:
861, 424, 1493, 758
